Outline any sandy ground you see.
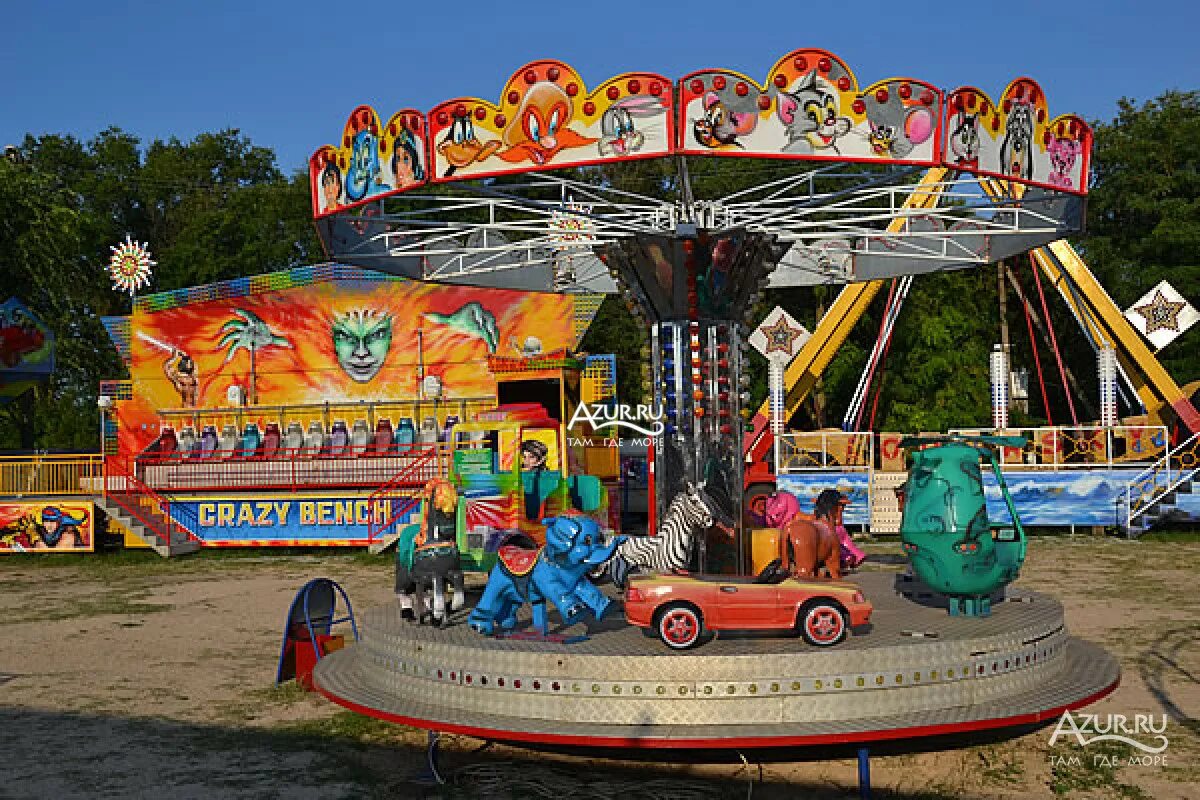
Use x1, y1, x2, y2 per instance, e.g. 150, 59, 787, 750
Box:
0, 538, 1196, 800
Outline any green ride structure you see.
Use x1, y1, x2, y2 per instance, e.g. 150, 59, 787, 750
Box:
899, 435, 1028, 617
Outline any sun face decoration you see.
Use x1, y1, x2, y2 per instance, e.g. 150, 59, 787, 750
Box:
107, 235, 155, 296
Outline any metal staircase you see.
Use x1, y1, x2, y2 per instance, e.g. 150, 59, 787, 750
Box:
99, 459, 201, 557
366, 446, 447, 553
1122, 432, 1199, 537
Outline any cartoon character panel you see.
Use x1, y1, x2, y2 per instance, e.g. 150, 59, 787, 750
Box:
428, 60, 674, 183
943, 79, 1091, 194
0, 298, 54, 402
310, 105, 429, 218
0, 502, 93, 553
678, 49, 943, 166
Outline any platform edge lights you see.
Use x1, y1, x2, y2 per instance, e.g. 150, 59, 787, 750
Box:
308, 49, 1093, 220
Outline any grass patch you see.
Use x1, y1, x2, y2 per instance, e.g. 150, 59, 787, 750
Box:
279, 710, 421, 747
977, 744, 1024, 787
1, 592, 173, 625
1137, 530, 1200, 543
1048, 740, 1154, 798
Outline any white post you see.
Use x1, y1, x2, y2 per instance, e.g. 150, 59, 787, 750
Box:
990, 344, 1009, 431
1098, 347, 1118, 428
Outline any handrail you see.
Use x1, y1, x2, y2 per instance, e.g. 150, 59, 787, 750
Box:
946, 424, 1168, 470
0, 454, 105, 497
103, 457, 200, 546
366, 446, 449, 544
1124, 431, 1200, 530
134, 443, 448, 494
775, 431, 874, 473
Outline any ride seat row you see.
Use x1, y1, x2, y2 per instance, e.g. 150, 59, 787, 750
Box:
144, 416, 462, 462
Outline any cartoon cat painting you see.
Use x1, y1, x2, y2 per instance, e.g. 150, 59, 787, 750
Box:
776, 70, 852, 155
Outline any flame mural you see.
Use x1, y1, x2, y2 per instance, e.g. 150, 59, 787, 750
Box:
110, 268, 591, 458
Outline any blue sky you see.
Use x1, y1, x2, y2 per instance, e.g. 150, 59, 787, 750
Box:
3, 1, 1197, 173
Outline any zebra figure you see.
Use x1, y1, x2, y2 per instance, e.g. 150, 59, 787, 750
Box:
607, 482, 720, 589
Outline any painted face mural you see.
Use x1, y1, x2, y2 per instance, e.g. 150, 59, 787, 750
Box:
332, 309, 393, 382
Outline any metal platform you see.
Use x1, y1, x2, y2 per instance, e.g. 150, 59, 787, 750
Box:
313, 571, 1119, 748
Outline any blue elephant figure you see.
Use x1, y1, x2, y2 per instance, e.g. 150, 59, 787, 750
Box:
468, 516, 625, 637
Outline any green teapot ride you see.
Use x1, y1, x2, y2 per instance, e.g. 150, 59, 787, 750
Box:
899, 435, 1028, 617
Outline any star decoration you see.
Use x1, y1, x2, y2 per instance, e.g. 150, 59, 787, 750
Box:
107, 235, 155, 296
762, 316, 803, 355
1134, 290, 1185, 335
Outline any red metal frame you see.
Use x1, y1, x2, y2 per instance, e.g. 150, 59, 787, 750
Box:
314, 673, 1118, 750
365, 446, 448, 544
103, 457, 200, 547
134, 446, 446, 495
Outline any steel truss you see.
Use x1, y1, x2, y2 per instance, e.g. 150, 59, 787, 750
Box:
316, 159, 1083, 292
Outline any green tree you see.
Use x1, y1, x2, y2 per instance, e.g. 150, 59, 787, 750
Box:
1079, 90, 1200, 393
0, 129, 320, 451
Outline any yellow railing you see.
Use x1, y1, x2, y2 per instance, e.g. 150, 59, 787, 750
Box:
0, 454, 105, 497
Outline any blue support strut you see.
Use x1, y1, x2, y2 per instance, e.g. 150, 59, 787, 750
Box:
858, 746, 871, 799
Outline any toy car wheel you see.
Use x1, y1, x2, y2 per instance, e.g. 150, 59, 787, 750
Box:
798, 601, 848, 647
657, 603, 704, 650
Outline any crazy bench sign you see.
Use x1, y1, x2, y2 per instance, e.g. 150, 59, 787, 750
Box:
169, 496, 418, 546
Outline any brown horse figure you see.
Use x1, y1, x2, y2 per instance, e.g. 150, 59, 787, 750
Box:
780, 489, 844, 580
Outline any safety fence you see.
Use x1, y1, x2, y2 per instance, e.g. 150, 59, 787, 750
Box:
1124, 431, 1200, 529
136, 445, 451, 493
103, 457, 201, 547
366, 447, 451, 545
0, 454, 104, 497
773, 425, 1169, 475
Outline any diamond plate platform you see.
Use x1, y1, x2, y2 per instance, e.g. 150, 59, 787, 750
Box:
313, 571, 1119, 748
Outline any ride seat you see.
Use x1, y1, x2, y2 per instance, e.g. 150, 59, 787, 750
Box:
417, 418, 439, 446
262, 423, 283, 459
370, 419, 395, 456
302, 421, 327, 458
349, 419, 371, 456
177, 426, 198, 460
395, 418, 416, 454
282, 422, 305, 454
157, 427, 179, 460
216, 424, 240, 459
199, 425, 218, 459
327, 421, 349, 457
241, 423, 263, 459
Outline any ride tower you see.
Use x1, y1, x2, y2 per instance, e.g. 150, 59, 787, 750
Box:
600, 223, 788, 547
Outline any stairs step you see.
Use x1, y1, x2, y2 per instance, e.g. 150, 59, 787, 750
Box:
93, 494, 199, 558
368, 532, 401, 555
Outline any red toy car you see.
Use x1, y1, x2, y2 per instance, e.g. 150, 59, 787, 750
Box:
623, 560, 873, 650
